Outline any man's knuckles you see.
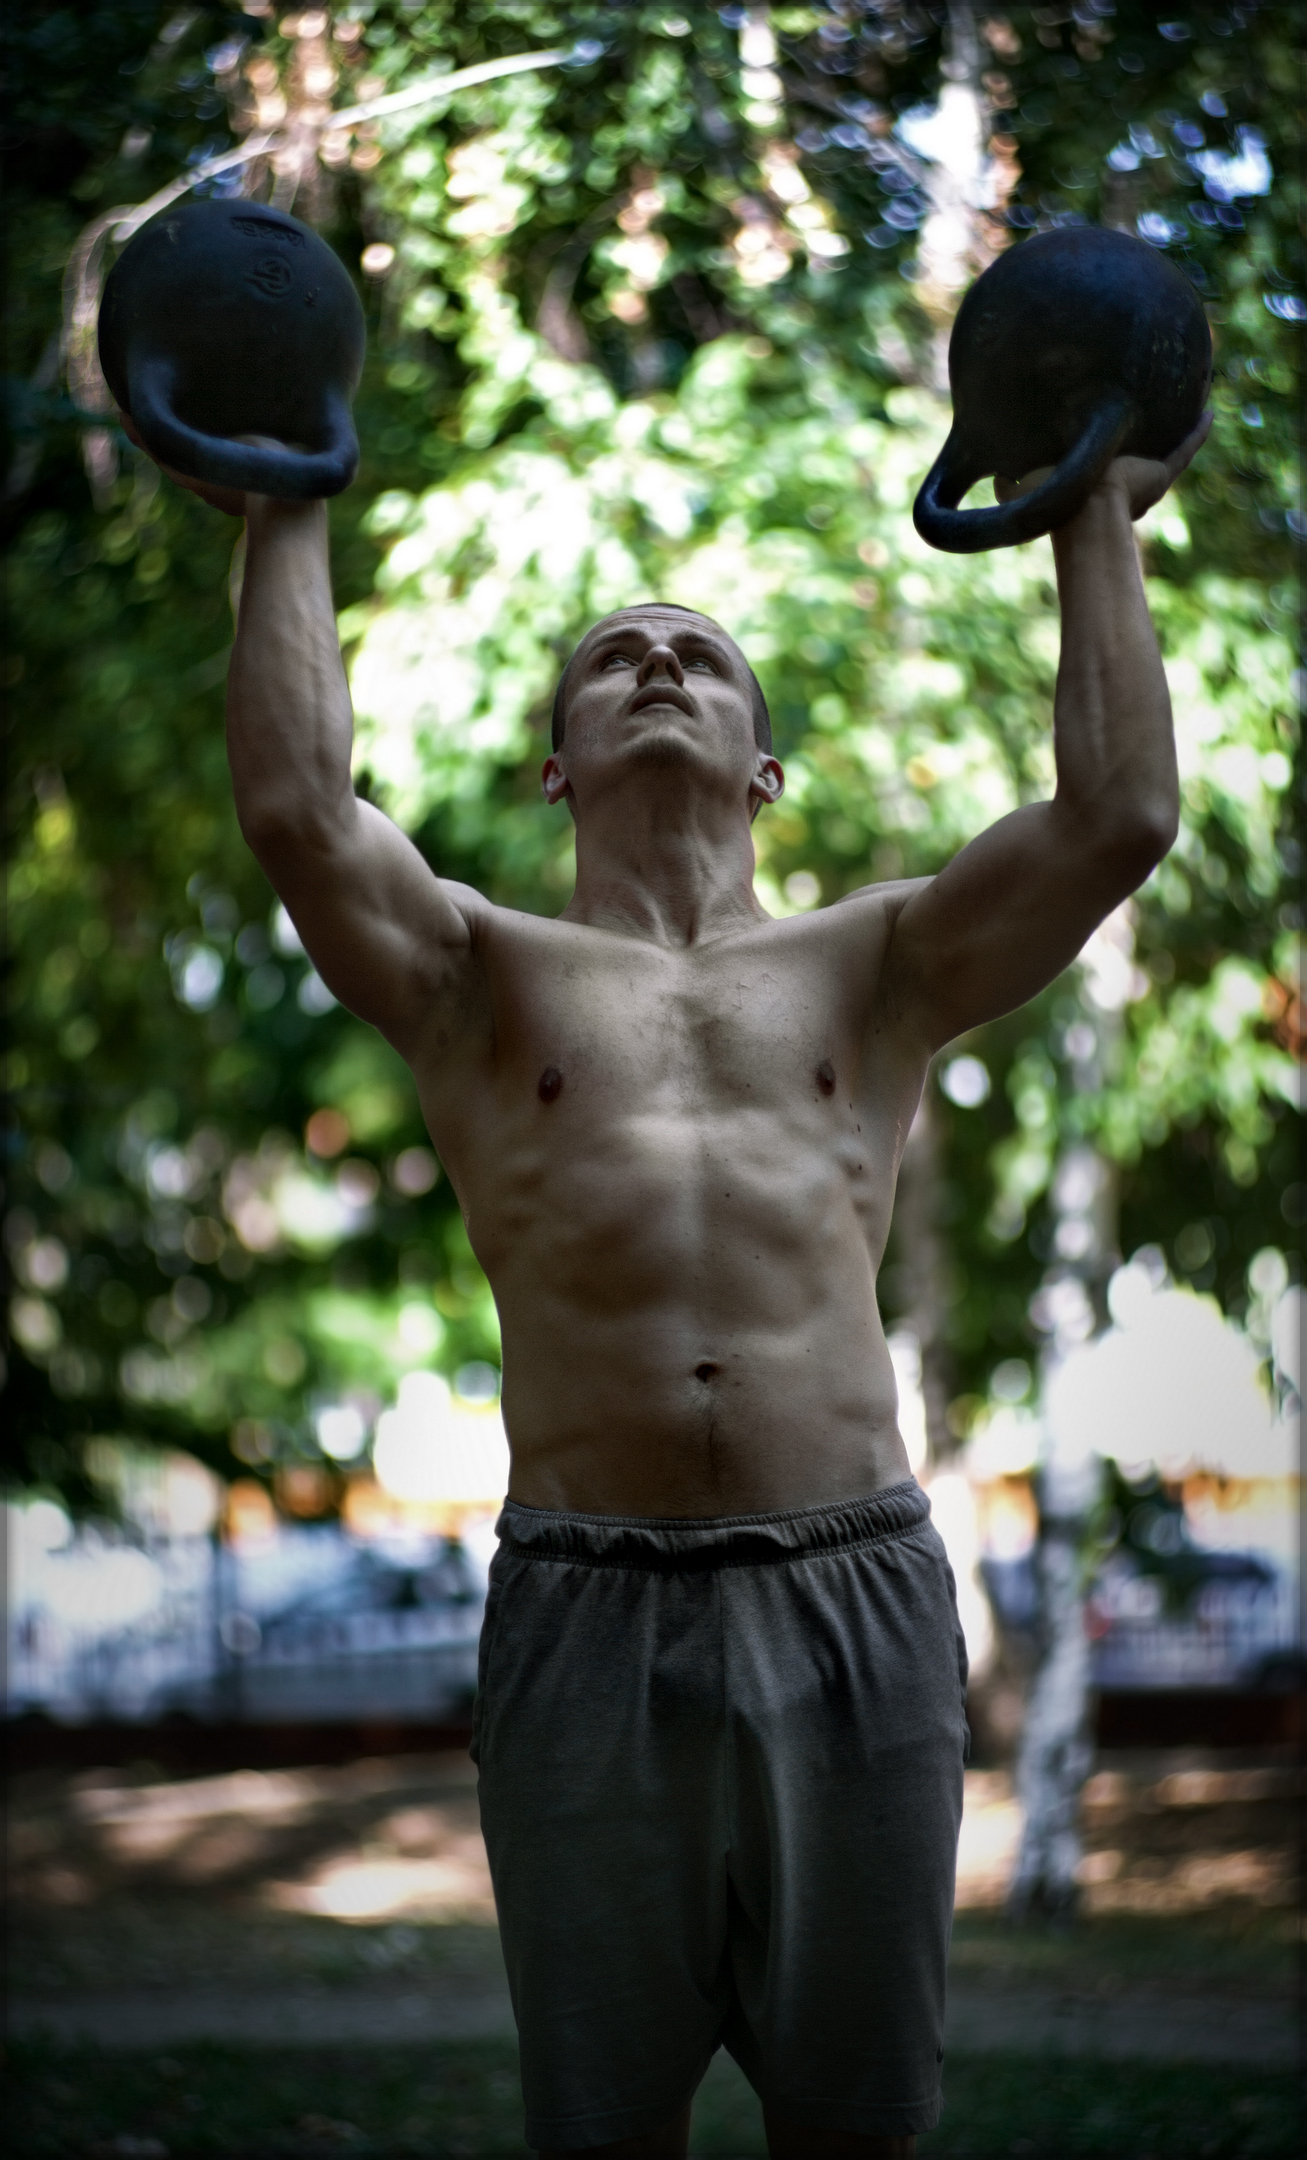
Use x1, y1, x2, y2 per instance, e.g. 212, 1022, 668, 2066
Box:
114, 410, 278, 515
994, 465, 1054, 503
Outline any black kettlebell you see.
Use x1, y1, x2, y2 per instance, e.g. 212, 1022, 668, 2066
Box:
912, 226, 1211, 554
98, 197, 367, 500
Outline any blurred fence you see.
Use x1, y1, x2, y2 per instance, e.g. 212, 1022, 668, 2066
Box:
1089, 1568, 1300, 1692
7, 1512, 490, 1727
979, 1545, 1301, 1694
7, 1478, 1300, 1732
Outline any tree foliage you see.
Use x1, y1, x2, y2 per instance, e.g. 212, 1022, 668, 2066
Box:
3, 1, 1300, 1512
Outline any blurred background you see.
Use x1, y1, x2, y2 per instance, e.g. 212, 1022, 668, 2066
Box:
5, 3, 1301, 2155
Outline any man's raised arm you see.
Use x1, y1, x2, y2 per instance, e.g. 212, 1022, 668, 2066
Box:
876, 420, 1208, 1053
227, 497, 473, 1056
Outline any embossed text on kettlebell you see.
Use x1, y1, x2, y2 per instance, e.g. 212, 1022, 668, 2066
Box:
232, 215, 305, 250
248, 256, 293, 298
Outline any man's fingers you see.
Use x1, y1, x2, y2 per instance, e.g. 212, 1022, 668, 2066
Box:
1163, 408, 1213, 485
998, 416, 1208, 515
116, 409, 248, 514
994, 464, 1054, 504
114, 417, 310, 516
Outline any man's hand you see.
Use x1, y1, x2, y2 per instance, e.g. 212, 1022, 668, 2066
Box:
995, 409, 1212, 525
878, 415, 1210, 1053
222, 488, 477, 1060
116, 409, 262, 518
119, 399, 476, 1054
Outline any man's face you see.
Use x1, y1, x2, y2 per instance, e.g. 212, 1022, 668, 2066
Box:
542, 608, 781, 821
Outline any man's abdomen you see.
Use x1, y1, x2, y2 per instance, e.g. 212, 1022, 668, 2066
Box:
472, 1105, 909, 1517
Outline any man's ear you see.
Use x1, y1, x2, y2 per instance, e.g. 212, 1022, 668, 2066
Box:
541, 753, 570, 807
749, 755, 785, 814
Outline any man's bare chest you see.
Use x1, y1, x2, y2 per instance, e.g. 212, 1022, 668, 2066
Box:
482, 916, 872, 1111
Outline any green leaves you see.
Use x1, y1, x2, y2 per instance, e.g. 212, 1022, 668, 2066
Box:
4, 1, 1300, 1506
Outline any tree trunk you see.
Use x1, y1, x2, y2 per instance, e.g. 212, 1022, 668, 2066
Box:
1006, 1516, 1095, 1918
1008, 1133, 1118, 1917
893, 1094, 953, 1464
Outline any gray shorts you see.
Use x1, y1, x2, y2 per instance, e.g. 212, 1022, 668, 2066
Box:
472, 1478, 967, 2151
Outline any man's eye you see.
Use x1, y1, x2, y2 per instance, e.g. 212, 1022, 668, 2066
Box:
602, 653, 634, 668
685, 657, 715, 672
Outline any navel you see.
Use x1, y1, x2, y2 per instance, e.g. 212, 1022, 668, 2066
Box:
815, 1058, 836, 1096
695, 1362, 719, 1383
538, 1066, 563, 1104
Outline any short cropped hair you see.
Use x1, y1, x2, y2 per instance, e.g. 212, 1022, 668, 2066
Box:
550, 604, 772, 754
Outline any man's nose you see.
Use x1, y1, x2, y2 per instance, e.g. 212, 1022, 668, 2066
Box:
637, 643, 684, 686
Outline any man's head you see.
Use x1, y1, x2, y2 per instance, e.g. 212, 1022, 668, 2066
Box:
550, 604, 772, 756
542, 603, 782, 825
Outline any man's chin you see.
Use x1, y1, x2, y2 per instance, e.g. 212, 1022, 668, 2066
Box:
623, 721, 699, 771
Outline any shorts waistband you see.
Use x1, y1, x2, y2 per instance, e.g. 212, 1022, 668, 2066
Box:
495, 1479, 930, 1573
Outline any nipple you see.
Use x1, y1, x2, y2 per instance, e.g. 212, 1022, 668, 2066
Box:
816, 1058, 836, 1096
538, 1066, 563, 1104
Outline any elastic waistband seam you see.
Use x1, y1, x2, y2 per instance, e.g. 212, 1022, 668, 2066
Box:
496, 1513, 934, 1574
501, 1479, 922, 1536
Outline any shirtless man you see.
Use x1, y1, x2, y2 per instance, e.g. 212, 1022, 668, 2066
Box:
146, 405, 1204, 2155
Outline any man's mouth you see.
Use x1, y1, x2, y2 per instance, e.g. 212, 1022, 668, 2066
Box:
630, 684, 694, 716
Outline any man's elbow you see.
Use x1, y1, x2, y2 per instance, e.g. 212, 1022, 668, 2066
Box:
236, 794, 295, 864
1095, 796, 1179, 889
236, 789, 344, 871
235, 802, 329, 892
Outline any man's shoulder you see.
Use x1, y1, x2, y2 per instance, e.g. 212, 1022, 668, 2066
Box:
449, 887, 595, 955
449, 876, 937, 962
829, 873, 933, 918
437, 881, 549, 936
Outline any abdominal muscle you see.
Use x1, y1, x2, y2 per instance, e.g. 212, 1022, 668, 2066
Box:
462, 1105, 913, 1519
498, 1307, 910, 1518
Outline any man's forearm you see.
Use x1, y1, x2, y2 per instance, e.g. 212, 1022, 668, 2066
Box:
226, 498, 357, 862
1049, 489, 1179, 864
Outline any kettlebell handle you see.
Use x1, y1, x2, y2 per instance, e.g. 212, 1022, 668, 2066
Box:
127, 353, 359, 501
912, 393, 1134, 554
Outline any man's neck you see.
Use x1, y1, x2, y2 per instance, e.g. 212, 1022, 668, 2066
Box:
561, 789, 765, 948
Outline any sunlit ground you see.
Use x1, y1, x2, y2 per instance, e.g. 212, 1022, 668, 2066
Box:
9, 1747, 1301, 2154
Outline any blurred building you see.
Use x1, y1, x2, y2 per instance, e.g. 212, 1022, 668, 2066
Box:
6, 1376, 508, 1727
959, 1267, 1302, 1703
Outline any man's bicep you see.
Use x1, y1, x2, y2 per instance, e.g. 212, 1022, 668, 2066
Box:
255, 798, 475, 1046
881, 802, 1141, 1049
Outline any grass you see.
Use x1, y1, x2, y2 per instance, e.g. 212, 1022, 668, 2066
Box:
9, 2039, 522, 2159
920, 2057, 1301, 2157
11, 1750, 1299, 2153
14, 1905, 511, 1998
8, 2040, 1302, 2157
946, 1904, 1297, 1996
14, 1901, 1296, 2012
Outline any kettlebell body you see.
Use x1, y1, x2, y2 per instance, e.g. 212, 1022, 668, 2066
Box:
98, 198, 367, 500
913, 227, 1211, 554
